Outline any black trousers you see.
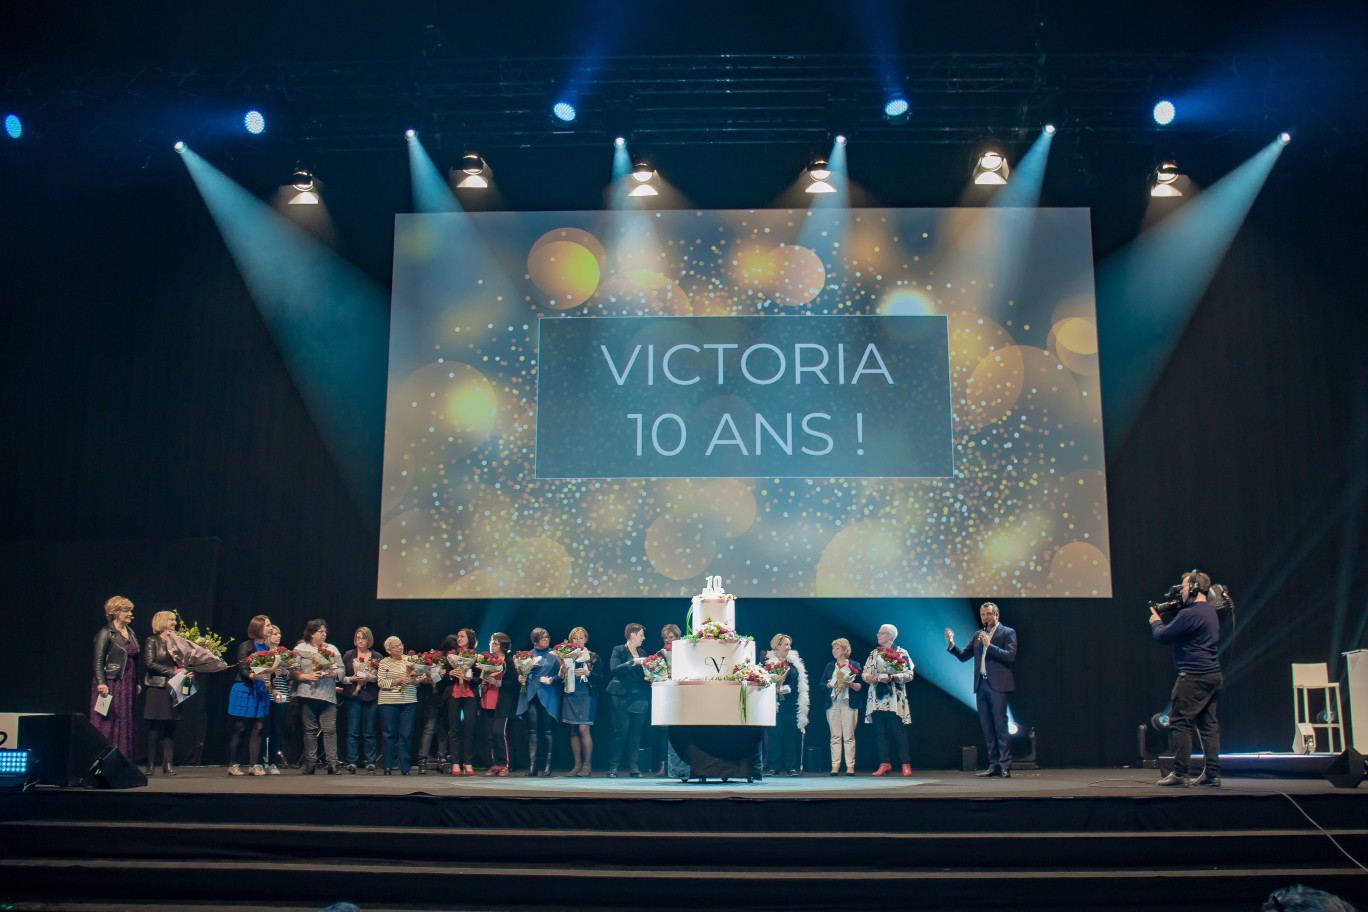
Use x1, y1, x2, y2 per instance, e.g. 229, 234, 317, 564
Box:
524, 695, 556, 771
1169, 671, 1221, 777
608, 696, 647, 772
976, 687, 1012, 770
767, 705, 802, 772
483, 709, 509, 768
870, 709, 909, 766
446, 695, 479, 767
417, 690, 447, 761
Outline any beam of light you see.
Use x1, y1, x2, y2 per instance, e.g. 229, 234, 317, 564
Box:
1095, 137, 1287, 456
795, 138, 851, 254
406, 133, 461, 213
178, 148, 388, 528
990, 128, 1052, 209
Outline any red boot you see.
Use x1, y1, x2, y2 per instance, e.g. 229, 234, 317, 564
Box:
872, 763, 893, 776
901, 764, 913, 777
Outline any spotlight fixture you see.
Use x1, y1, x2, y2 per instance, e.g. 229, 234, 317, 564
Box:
552, 101, 577, 123
244, 110, 265, 135
883, 95, 910, 124
631, 159, 655, 183
288, 167, 320, 205
972, 148, 1010, 185
805, 156, 836, 194
614, 136, 626, 148
173, 140, 186, 154
1149, 160, 1184, 198
1007, 720, 1020, 736
1279, 131, 1292, 145
834, 134, 847, 145
628, 183, 658, 197
455, 152, 488, 189
404, 128, 416, 140
1153, 100, 1176, 126
1044, 123, 1057, 135
5, 113, 23, 139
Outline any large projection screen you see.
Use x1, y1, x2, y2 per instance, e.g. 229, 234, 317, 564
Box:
380, 208, 1110, 599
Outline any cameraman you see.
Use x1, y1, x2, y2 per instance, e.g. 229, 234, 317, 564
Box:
1149, 570, 1222, 787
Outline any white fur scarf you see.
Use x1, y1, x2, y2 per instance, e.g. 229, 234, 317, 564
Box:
786, 650, 810, 732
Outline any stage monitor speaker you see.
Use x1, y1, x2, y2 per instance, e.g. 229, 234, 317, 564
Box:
1322, 747, 1365, 789
960, 746, 978, 771
17, 713, 146, 789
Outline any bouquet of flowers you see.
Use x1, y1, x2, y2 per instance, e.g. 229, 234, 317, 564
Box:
475, 651, 505, 678
876, 646, 908, 678
350, 657, 380, 698
689, 619, 748, 643
249, 646, 289, 673
641, 652, 670, 683
551, 642, 590, 693
831, 663, 856, 701
512, 650, 539, 692
166, 612, 229, 673
729, 660, 773, 723
764, 659, 791, 699
310, 644, 339, 677
447, 648, 478, 671
403, 650, 439, 682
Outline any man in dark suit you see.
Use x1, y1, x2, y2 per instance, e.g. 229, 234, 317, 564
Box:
945, 602, 1018, 778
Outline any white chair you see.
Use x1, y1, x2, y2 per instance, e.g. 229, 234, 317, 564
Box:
1292, 663, 1346, 754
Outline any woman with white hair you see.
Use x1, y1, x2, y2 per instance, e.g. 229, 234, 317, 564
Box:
863, 623, 914, 776
377, 635, 418, 775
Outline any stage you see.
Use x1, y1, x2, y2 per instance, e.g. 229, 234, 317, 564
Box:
1, 767, 1365, 912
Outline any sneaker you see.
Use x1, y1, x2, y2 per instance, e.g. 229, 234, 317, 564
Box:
1192, 772, 1221, 788
250, 764, 266, 776
365, 764, 376, 774
347, 763, 357, 774
1155, 771, 1191, 787
228, 764, 244, 777
267, 764, 280, 775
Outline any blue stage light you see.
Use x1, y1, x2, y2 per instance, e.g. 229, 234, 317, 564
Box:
835, 134, 847, 145
614, 136, 626, 147
1279, 131, 1292, 145
553, 101, 577, 122
0, 749, 28, 775
1153, 100, 1176, 126
4, 113, 21, 139
884, 97, 909, 118
405, 128, 416, 140
1044, 123, 1057, 135
244, 110, 265, 134
174, 140, 187, 153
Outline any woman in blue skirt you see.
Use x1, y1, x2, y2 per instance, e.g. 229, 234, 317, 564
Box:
227, 614, 273, 776
559, 626, 601, 777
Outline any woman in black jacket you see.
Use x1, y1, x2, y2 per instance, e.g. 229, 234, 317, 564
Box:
90, 595, 140, 761
605, 623, 651, 778
141, 611, 184, 775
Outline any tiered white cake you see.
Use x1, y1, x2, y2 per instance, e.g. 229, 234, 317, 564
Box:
651, 577, 777, 727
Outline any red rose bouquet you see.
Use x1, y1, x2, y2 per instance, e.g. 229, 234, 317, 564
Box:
512, 650, 539, 692
475, 651, 505, 678
876, 646, 908, 677
764, 659, 790, 699
552, 641, 590, 692
641, 652, 669, 683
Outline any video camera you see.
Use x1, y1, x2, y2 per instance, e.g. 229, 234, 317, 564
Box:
1147, 573, 1234, 622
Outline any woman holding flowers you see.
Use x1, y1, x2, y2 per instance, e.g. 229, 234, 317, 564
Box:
605, 623, 651, 778
341, 626, 380, 773
416, 635, 457, 774
258, 625, 292, 774
821, 638, 863, 775
517, 628, 561, 777
293, 618, 342, 775
141, 610, 183, 776
862, 624, 915, 777
446, 628, 480, 776
558, 627, 601, 777
647, 623, 682, 776
377, 635, 418, 774
763, 633, 809, 776
226, 614, 273, 776
91, 596, 140, 763
480, 632, 518, 776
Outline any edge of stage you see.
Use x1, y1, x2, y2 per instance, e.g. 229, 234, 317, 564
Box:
2, 766, 1366, 912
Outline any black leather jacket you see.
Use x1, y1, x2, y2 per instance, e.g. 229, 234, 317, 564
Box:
143, 634, 176, 688
93, 625, 135, 688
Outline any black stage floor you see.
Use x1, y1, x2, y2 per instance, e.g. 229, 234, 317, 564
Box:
2, 767, 1365, 912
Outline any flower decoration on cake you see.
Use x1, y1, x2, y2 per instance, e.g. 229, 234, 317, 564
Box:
687, 619, 750, 643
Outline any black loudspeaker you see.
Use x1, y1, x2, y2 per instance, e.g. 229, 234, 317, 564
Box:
17, 713, 147, 789
1322, 747, 1366, 789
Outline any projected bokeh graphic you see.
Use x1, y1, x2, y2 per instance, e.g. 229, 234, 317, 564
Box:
380, 208, 1110, 599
